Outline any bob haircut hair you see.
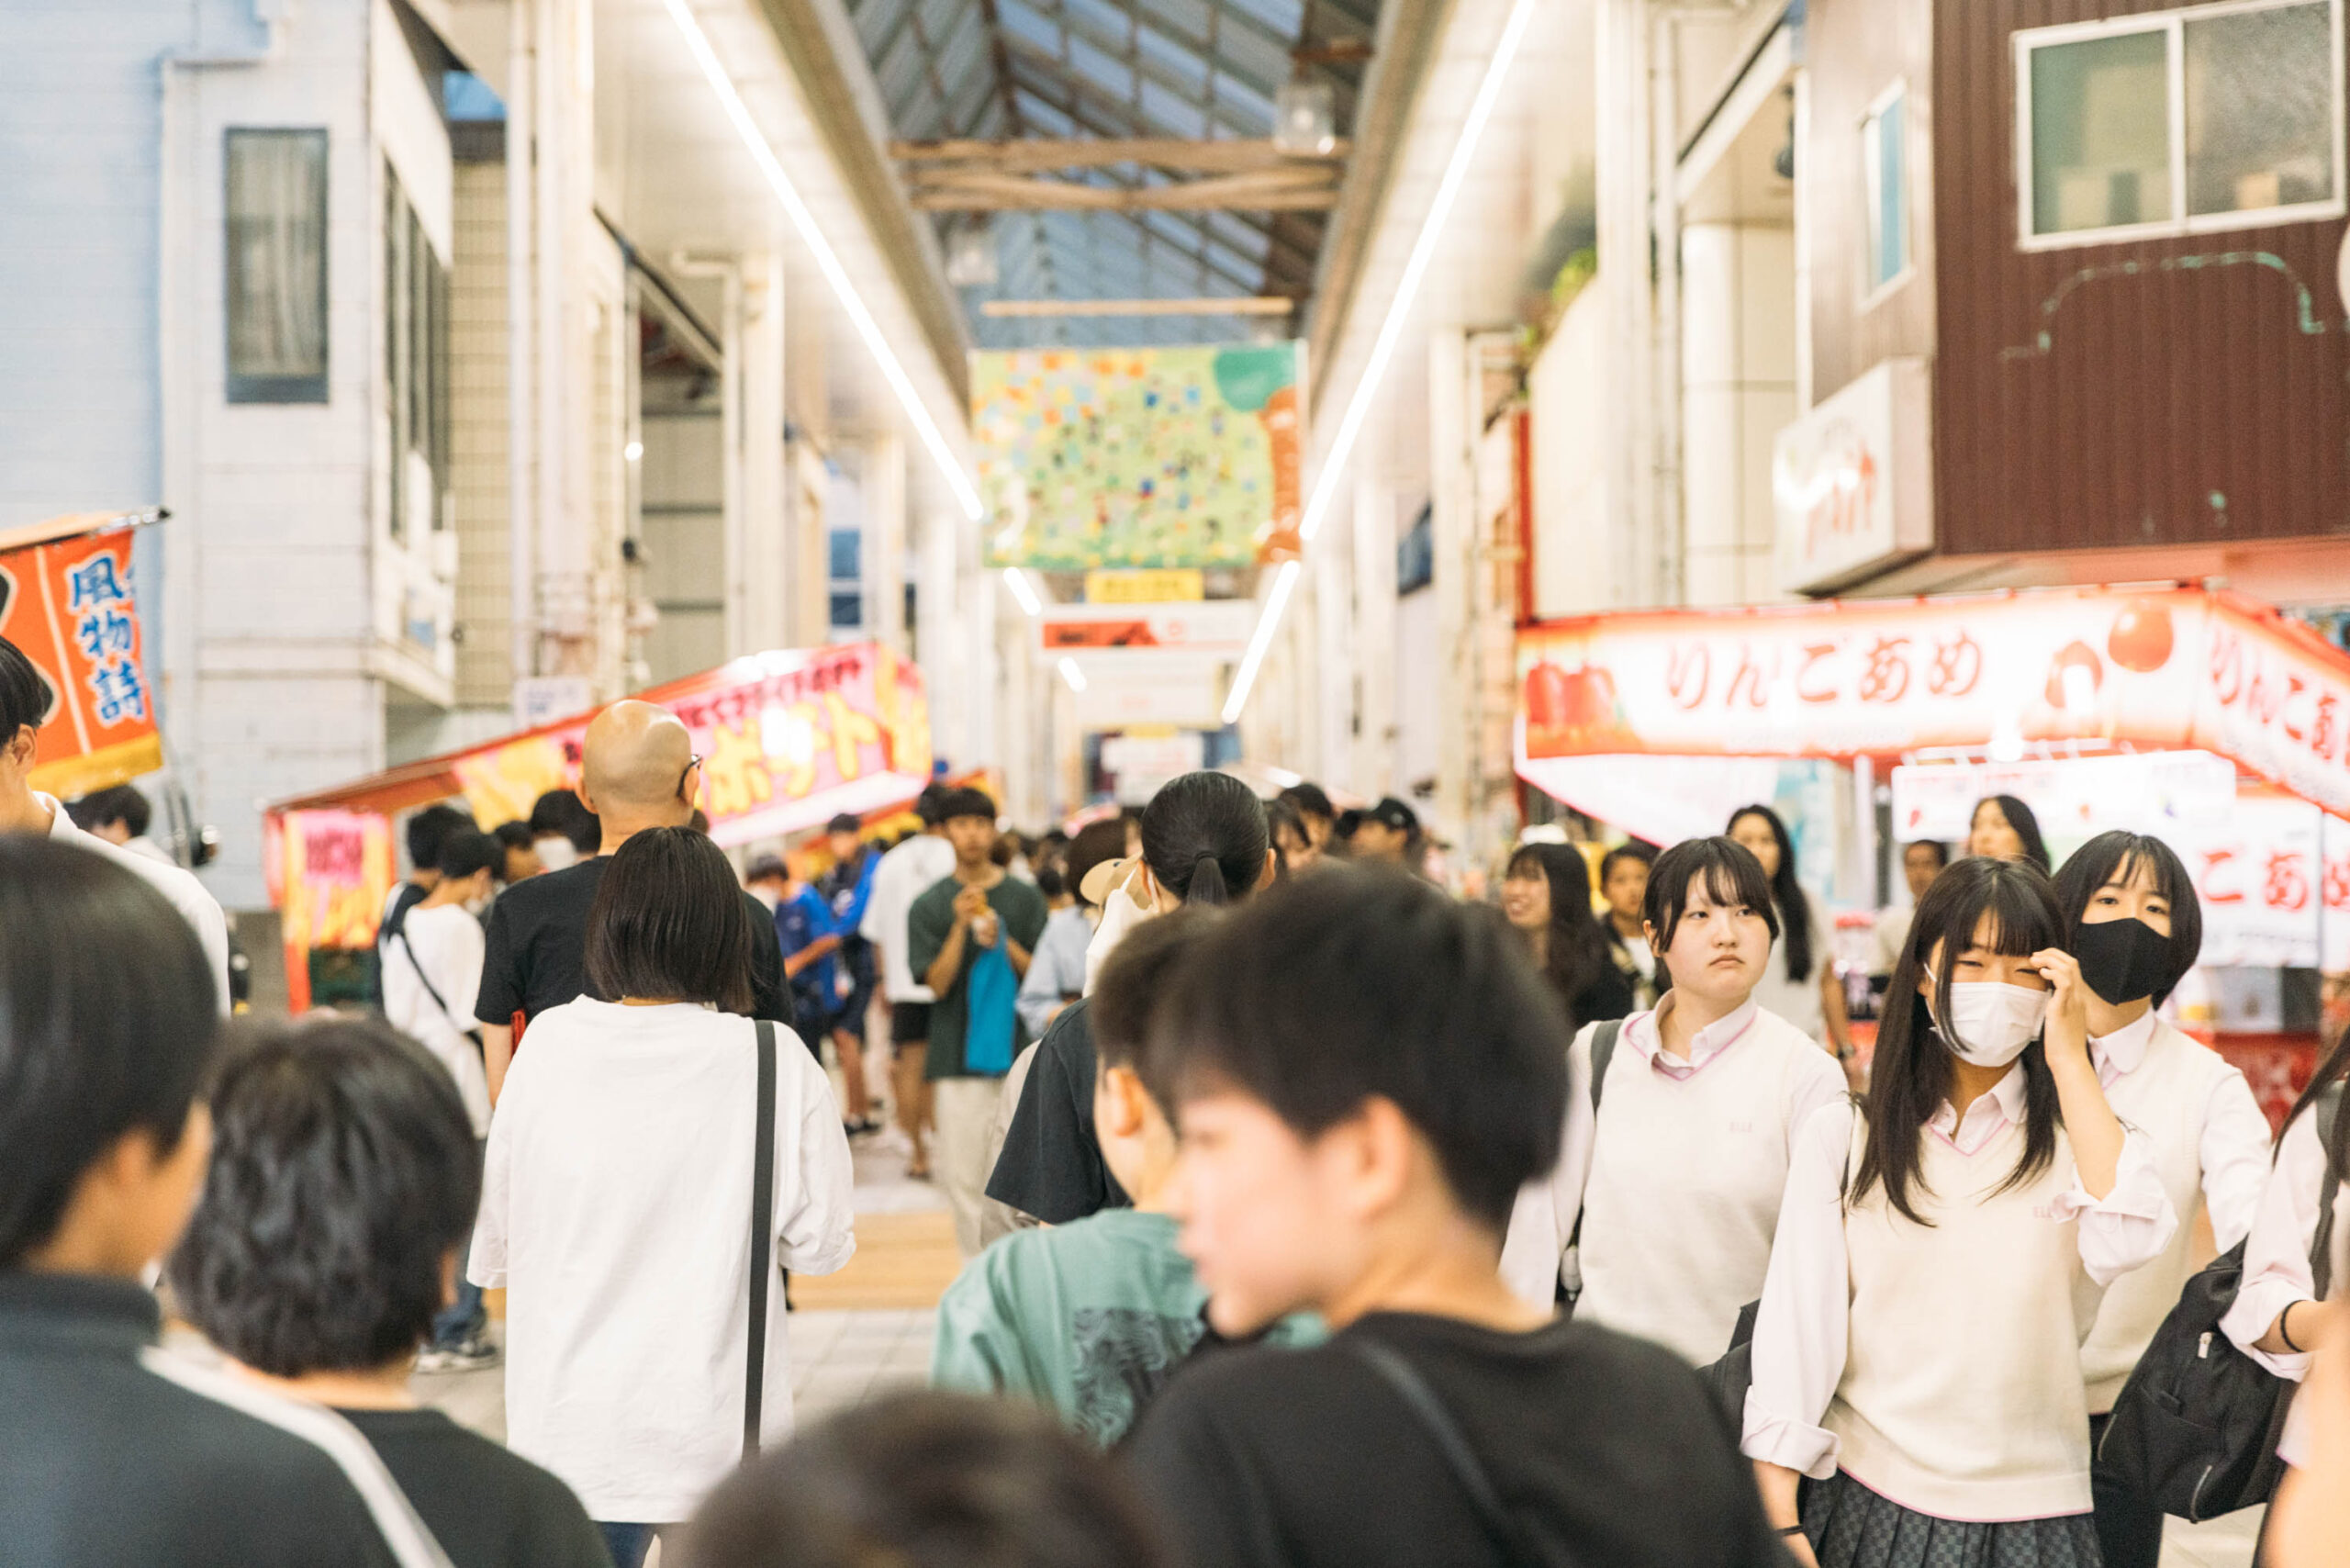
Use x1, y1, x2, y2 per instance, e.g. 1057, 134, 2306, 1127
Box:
1975, 793, 2053, 872
585, 826, 755, 1013
1151, 866, 1566, 1231
168, 1017, 479, 1375
0, 837, 221, 1267
2051, 831, 2203, 1005
1728, 804, 1816, 983
678, 1390, 1171, 1568
1857, 855, 2066, 1225
1641, 836, 1781, 957
1139, 770, 1269, 908
1505, 842, 1614, 1030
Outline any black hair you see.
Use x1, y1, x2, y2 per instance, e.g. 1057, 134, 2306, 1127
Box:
1856, 856, 2065, 1225
1905, 838, 1952, 870
405, 802, 476, 877
584, 827, 755, 1012
2287, 997, 2350, 1193
677, 1391, 1170, 1568
1729, 804, 1815, 982
827, 812, 862, 836
1153, 867, 1566, 1231
492, 820, 536, 855
166, 1017, 479, 1376
1505, 843, 1613, 1030
1264, 795, 1307, 874
433, 828, 502, 883
528, 788, 601, 856
744, 855, 789, 886
913, 783, 953, 826
1092, 906, 1220, 1092
1975, 794, 2053, 871
1642, 836, 1780, 963
1332, 808, 1363, 842
1140, 770, 1268, 908
937, 787, 997, 823
1597, 841, 1656, 888
0, 836, 221, 1267
72, 784, 153, 839
1034, 863, 1066, 901
2051, 830, 2202, 1005
0, 636, 52, 740
1278, 781, 1336, 823
1063, 820, 1128, 910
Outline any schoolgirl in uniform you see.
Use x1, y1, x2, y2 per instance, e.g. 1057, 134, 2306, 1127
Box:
1746, 855, 2177, 1568
1500, 835, 1848, 1367
2052, 832, 2271, 1568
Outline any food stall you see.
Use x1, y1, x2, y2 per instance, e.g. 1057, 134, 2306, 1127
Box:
265, 641, 934, 1010
1516, 584, 2350, 1120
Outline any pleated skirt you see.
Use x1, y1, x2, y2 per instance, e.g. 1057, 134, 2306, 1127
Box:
1801, 1473, 2103, 1568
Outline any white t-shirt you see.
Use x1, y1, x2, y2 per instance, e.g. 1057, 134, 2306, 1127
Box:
859, 832, 957, 1002
380, 902, 490, 1136
41, 792, 230, 1014
470, 999, 856, 1522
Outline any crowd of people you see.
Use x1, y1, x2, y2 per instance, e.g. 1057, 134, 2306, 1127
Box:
3, 630, 2349, 1568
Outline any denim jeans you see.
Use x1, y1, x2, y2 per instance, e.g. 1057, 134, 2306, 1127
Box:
599, 1522, 668, 1568
430, 1140, 487, 1349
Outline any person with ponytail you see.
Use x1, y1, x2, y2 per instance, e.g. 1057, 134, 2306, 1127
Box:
986, 773, 1276, 1227
2051, 831, 2269, 1568
1728, 806, 1857, 1080
1745, 856, 2177, 1568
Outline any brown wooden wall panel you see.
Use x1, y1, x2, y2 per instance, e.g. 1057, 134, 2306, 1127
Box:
1931, 0, 2350, 555
1807, 0, 1940, 401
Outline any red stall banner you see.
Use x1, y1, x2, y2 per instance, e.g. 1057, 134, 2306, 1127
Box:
1516, 585, 2350, 822
0, 516, 162, 797
265, 809, 396, 1014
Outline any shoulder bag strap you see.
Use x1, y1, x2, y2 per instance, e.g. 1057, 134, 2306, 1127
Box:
1348, 1338, 1553, 1568
395, 928, 456, 1025
1561, 1020, 1625, 1265
744, 1019, 778, 1462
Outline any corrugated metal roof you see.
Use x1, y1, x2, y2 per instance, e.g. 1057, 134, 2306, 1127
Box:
844, 0, 1381, 348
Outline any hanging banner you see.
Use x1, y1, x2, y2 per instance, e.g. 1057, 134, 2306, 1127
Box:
1037, 599, 1258, 655
265, 809, 396, 1014
1516, 586, 2350, 820
973, 343, 1304, 570
0, 520, 162, 797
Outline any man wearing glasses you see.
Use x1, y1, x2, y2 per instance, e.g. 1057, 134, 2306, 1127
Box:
471, 700, 791, 1102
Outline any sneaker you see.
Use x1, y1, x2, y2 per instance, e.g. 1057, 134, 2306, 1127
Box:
417, 1337, 501, 1372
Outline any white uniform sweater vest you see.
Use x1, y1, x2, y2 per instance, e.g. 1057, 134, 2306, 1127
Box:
2080, 1020, 2238, 1412
1578, 1013, 1824, 1367
1830, 1117, 2106, 1521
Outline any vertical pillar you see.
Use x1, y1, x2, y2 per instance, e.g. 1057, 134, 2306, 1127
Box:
1428, 328, 1473, 841
1313, 512, 1356, 790
866, 433, 907, 655
736, 254, 787, 654
1596, 0, 1656, 610
1352, 475, 1397, 798
918, 512, 965, 766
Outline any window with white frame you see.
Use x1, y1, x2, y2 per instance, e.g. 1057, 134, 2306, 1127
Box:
2017, 0, 2344, 248
1863, 84, 1911, 293
225, 129, 329, 403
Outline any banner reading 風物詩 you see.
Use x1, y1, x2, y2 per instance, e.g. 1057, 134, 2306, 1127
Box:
0, 521, 162, 797
973, 343, 1304, 570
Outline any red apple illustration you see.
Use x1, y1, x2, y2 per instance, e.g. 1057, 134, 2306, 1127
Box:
1524, 662, 1619, 755
2108, 600, 2175, 673
1526, 661, 1573, 734
2044, 641, 2105, 711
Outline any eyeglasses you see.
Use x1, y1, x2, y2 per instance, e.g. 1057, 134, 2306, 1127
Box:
677, 754, 703, 801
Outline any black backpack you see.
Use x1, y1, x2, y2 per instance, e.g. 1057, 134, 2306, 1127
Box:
2093, 1085, 2340, 1521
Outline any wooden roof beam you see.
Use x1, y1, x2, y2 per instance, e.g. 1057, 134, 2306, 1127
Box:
893, 136, 1348, 174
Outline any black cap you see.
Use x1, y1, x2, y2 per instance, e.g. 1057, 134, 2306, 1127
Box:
826, 812, 862, 835
936, 787, 998, 824
1369, 797, 1419, 834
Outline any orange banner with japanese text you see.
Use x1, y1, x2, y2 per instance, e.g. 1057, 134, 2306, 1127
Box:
1516, 586, 2350, 821
0, 522, 162, 797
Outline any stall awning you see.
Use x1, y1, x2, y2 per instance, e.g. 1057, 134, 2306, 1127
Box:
270, 641, 933, 843
1515, 584, 2350, 821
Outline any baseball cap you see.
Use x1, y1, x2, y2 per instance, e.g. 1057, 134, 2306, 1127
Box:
1369, 797, 1419, 834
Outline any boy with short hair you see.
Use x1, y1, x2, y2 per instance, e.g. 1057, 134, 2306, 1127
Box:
1123, 867, 1792, 1568
932, 909, 1295, 1444
169, 1016, 610, 1568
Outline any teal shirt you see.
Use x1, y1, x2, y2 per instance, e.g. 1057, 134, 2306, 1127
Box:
930, 1209, 1319, 1445
905, 873, 1050, 1081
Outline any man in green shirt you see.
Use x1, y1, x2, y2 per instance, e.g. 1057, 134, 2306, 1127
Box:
906, 789, 1048, 1258
931, 908, 1314, 1442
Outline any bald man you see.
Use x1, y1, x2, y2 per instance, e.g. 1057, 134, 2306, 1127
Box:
471, 700, 790, 1099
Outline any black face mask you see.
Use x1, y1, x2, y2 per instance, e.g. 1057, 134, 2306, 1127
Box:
2074, 916, 2173, 1006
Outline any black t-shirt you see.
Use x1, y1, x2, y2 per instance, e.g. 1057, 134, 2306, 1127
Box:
472, 857, 789, 1028
984, 999, 1131, 1222
1124, 1311, 1791, 1568
338, 1408, 610, 1568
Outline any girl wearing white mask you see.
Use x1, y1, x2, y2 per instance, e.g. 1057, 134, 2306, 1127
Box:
1747, 855, 2177, 1568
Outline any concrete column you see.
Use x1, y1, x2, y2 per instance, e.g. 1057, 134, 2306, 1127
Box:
866, 433, 907, 655
918, 511, 965, 766
1428, 328, 1474, 842
1313, 508, 1356, 790
736, 254, 788, 654
1351, 475, 1397, 798
1596, 0, 1657, 610
1681, 221, 1796, 608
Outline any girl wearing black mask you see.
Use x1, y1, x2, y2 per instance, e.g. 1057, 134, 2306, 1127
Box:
2051, 832, 2271, 1568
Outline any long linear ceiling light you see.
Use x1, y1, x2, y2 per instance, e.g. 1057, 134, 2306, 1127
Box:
1221, 0, 1539, 726
662, 0, 984, 522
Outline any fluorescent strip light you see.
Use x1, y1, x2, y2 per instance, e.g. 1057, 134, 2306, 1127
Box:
1221, 560, 1299, 725
1223, 0, 1540, 723
661, 0, 983, 522
1058, 656, 1088, 693
1003, 567, 1043, 618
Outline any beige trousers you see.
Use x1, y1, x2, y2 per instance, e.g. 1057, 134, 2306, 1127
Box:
931, 1075, 1006, 1259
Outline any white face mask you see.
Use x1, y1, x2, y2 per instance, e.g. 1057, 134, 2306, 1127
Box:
1928, 970, 2051, 1068
1083, 874, 1154, 996
749, 885, 780, 912
535, 836, 578, 872
464, 891, 492, 918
